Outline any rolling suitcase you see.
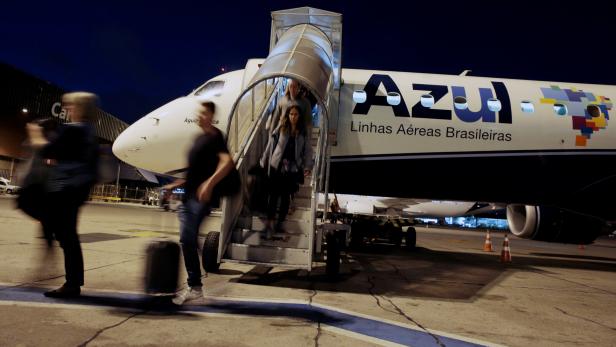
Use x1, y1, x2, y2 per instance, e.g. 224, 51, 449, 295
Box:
144, 240, 180, 293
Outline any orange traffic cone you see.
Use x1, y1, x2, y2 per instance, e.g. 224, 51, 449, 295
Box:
483, 230, 494, 252
500, 234, 512, 263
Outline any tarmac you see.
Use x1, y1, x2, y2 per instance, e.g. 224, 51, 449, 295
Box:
1, 195, 616, 346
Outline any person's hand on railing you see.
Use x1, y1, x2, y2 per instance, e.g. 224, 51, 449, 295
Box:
304, 169, 311, 177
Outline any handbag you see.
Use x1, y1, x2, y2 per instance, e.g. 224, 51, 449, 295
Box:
16, 154, 49, 221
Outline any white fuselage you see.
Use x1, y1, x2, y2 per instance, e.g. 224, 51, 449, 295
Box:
334, 69, 615, 158
114, 65, 616, 175
112, 62, 616, 220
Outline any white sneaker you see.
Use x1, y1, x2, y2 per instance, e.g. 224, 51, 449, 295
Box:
172, 286, 203, 305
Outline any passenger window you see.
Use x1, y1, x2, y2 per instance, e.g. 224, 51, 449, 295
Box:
520, 100, 534, 113
553, 103, 568, 116
420, 94, 435, 108
454, 96, 468, 110
587, 104, 601, 117
194, 80, 225, 98
353, 90, 367, 103
387, 92, 401, 106
487, 98, 501, 112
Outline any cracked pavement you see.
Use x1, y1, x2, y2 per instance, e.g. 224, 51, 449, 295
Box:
78, 311, 143, 347
2, 197, 616, 346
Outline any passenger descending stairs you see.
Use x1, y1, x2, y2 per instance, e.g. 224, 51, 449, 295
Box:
217, 8, 341, 272
224, 128, 320, 269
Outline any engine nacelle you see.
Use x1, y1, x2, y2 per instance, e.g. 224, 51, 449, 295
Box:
506, 204, 603, 244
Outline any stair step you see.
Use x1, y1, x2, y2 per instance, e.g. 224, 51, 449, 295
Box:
293, 197, 312, 208
222, 258, 311, 270
278, 206, 312, 220
296, 185, 312, 199
252, 216, 313, 234
238, 204, 312, 231
290, 206, 312, 220
234, 214, 254, 230
232, 228, 309, 249
225, 243, 311, 266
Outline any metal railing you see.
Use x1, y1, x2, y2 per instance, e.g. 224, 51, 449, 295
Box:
226, 78, 280, 159
307, 101, 330, 264
220, 75, 332, 269
218, 78, 284, 261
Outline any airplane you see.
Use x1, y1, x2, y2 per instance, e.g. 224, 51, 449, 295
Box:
113, 8, 616, 247
317, 194, 506, 246
317, 194, 502, 219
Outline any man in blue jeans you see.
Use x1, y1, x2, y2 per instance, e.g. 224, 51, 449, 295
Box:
164, 100, 233, 305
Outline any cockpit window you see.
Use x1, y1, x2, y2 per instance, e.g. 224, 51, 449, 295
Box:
194, 80, 225, 98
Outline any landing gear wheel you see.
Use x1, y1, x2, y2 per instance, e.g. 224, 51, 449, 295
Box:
326, 233, 340, 278
202, 231, 220, 273
391, 228, 403, 247
405, 227, 416, 249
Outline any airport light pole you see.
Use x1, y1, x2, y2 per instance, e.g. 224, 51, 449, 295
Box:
9, 159, 14, 182
115, 163, 120, 197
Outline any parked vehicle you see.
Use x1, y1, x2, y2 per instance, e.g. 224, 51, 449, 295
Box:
143, 190, 160, 206
159, 188, 183, 211
0, 177, 20, 194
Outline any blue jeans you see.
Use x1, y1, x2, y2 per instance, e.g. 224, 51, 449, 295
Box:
178, 198, 211, 287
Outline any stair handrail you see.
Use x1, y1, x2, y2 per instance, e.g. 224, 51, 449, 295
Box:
220, 76, 332, 268
218, 78, 284, 261
307, 98, 331, 268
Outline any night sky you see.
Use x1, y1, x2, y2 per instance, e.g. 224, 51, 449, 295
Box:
2, 1, 615, 124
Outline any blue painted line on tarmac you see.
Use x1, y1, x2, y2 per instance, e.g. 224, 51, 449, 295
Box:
0, 285, 486, 347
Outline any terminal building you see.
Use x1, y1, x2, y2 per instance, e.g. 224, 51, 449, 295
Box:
0, 62, 154, 196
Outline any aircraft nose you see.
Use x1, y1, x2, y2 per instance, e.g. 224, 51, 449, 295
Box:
112, 125, 145, 165
112, 96, 205, 172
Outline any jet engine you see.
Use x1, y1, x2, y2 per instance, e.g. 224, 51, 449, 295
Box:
506, 204, 604, 244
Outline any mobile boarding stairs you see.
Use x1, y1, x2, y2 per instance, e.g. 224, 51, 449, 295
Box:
203, 8, 349, 277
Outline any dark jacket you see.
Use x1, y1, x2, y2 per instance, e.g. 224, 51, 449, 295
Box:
41, 122, 99, 195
